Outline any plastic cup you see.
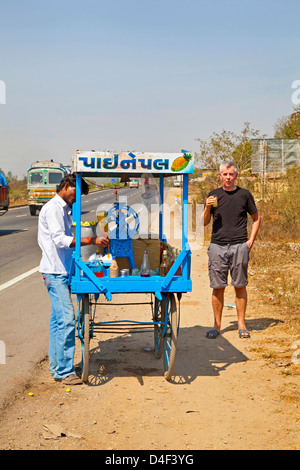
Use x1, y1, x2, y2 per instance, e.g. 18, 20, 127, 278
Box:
121, 269, 129, 277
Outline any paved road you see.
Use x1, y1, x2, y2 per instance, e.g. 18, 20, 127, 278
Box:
0, 187, 141, 408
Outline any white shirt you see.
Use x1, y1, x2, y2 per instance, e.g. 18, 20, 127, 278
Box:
38, 194, 74, 275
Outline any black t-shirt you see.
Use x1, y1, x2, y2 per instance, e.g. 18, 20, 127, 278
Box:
208, 186, 257, 245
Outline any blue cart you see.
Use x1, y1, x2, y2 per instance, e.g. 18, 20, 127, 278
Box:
70, 150, 194, 382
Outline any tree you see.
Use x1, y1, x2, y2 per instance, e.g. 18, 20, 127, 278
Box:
274, 105, 300, 138
195, 129, 235, 172
5, 171, 18, 183
195, 122, 263, 173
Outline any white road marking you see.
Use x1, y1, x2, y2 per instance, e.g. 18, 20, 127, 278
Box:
0, 266, 40, 292
7, 206, 27, 211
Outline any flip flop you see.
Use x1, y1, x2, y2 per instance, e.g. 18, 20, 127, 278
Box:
239, 329, 251, 339
206, 329, 220, 339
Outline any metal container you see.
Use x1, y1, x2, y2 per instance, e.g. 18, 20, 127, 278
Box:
72, 223, 97, 262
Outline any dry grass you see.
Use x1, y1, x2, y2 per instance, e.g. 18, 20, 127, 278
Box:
8, 179, 27, 205
246, 241, 300, 377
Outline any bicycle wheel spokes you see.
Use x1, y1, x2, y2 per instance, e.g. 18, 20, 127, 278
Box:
81, 294, 90, 383
163, 293, 178, 381
153, 296, 165, 359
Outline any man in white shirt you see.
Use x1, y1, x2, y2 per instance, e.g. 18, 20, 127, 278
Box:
38, 174, 109, 385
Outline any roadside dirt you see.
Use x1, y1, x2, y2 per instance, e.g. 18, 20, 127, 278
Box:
0, 190, 299, 450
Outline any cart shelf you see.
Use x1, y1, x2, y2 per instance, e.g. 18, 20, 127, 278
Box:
71, 276, 192, 295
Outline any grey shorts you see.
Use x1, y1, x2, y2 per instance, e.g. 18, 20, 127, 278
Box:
207, 242, 250, 289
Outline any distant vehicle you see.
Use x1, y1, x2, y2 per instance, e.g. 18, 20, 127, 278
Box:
202, 172, 212, 179
27, 160, 69, 215
0, 172, 9, 212
129, 179, 139, 188
173, 175, 182, 187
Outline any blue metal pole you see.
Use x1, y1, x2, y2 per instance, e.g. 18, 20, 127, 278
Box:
182, 173, 188, 248
182, 173, 189, 278
74, 174, 82, 280
159, 173, 164, 241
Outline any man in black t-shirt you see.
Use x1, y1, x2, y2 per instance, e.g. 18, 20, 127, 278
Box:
202, 160, 260, 339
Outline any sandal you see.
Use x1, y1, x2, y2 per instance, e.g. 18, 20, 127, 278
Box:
206, 329, 220, 339
239, 329, 250, 339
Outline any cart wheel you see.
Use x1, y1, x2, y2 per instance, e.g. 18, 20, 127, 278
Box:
163, 293, 178, 381
81, 294, 90, 383
153, 297, 164, 359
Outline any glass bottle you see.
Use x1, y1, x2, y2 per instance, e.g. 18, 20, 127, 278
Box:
94, 247, 101, 270
160, 250, 169, 277
140, 250, 150, 277
171, 248, 176, 266
175, 249, 182, 276
110, 256, 119, 277
165, 250, 170, 272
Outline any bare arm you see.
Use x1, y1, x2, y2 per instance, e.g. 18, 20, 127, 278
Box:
69, 236, 110, 248
246, 212, 260, 250
201, 196, 216, 226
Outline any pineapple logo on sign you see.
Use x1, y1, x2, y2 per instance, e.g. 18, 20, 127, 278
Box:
171, 153, 192, 172
0, 80, 6, 104
0, 340, 5, 364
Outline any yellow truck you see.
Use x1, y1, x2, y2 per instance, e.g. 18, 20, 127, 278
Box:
27, 160, 69, 215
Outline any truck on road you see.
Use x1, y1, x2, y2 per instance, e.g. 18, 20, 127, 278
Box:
27, 160, 69, 215
129, 178, 139, 188
173, 175, 182, 187
0, 172, 9, 213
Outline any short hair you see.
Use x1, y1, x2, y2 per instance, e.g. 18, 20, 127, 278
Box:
219, 160, 238, 174
56, 173, 89, 195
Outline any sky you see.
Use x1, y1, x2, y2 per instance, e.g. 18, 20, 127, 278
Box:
0, 0, 299, 177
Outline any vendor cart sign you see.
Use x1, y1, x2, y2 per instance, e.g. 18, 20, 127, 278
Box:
72, 151, 194, 174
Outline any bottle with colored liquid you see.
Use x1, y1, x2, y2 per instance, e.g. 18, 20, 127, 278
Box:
110, 256, 119, 278
160, 250, 170, 277
175, 249, 182, 276
140, 250, 150, 277
171, 248, 176, 266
